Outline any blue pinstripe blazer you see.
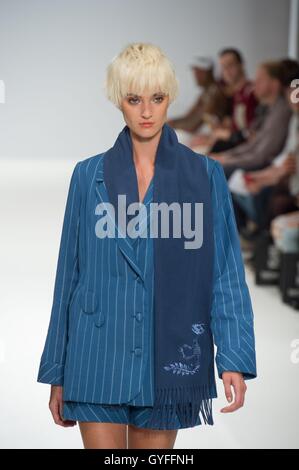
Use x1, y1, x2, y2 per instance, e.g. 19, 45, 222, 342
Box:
37, 152, 257, 404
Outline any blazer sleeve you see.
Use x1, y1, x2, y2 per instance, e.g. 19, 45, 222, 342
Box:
37, 161, 82, 385
209, 160, 257, 380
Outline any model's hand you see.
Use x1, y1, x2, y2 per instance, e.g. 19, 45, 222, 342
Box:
49, 385, 77, 427
220, 371, 247, 413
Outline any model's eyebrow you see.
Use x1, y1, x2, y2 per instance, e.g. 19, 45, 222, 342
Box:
126, 92, 166, 98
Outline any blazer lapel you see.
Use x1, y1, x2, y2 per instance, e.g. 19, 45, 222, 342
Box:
129, 177, 154, 247
95, 154, 145, 282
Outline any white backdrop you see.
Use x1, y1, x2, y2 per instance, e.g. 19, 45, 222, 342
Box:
0, 0, 290, 160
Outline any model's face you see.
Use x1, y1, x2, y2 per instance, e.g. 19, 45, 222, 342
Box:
219, 53, 243, 85
120, 91, 170, 139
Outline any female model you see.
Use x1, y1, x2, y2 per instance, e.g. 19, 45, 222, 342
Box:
37, 42, 257, 449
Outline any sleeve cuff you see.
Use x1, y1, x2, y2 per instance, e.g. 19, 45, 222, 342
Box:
215, 348, 257, 380
37, 360, 65, 385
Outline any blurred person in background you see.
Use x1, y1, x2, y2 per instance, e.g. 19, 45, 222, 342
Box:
210, 60, 292, 179
229, 59, 299, 238
190, 47, 259, 152
268, 64, 299, 257
167, 56, 229, 145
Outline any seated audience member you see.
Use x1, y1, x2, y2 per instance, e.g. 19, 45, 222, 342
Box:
210, 60, 293, 179
230, 59, 299, 236
190, 47, 259, 152
231, 152, 297, 235
271, 210, 299, 254
167, 56, 229, 145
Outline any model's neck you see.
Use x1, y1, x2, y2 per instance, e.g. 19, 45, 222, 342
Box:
130, 128, 162, 168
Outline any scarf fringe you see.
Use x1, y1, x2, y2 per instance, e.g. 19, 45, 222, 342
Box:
147, 383, 214, 429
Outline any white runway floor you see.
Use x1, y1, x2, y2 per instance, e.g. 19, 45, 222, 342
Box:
0, 159, 298, 448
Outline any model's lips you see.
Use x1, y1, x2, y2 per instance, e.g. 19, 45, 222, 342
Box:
139, 122, 154, 127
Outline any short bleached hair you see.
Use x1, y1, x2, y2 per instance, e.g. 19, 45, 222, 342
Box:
104, 42, 179, 109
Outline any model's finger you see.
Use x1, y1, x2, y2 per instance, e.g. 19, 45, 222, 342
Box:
223, 377, 233, 404
50, 400, 65, 426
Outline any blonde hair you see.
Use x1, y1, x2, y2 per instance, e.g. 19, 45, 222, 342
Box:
104, 42, 179, 109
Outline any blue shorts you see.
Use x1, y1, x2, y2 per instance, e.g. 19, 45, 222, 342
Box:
63, 401, 201, 430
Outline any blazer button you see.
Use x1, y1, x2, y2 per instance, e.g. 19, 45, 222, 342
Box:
135, 312, 143, 322
134, 347, 142, 357
94, 310, 105, 328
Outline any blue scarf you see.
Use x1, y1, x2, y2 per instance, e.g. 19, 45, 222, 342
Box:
104, 123, 217, 428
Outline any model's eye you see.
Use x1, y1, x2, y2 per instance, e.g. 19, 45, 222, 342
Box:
153, 96, 164, 103
128, 97, 140, 104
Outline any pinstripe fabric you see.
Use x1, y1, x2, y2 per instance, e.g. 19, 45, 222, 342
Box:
208, 159, 257, 380
62, 402, 201, 430
125, 177, 155, 405
37, 151, 257, 410
62, 179, 199, 428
